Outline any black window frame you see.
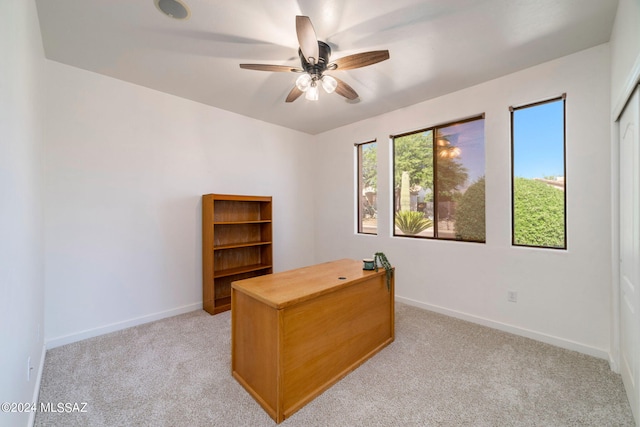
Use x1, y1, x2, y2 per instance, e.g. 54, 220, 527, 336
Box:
510, 94, 567, 250
356, 139, 378, 235
391, 114, 485, 242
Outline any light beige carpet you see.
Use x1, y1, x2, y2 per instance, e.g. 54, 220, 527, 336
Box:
35, 303, 635, 426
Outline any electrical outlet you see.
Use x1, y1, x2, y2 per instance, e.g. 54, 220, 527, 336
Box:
508, 290, 518, 303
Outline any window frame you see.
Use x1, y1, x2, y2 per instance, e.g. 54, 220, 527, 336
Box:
356, 139, 378, 235
510, 94, 567, 250
391, 114, 485, 242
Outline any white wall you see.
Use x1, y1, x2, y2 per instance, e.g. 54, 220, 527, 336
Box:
313, 44, 612, 358
0, 1, 46, 426
43, 62, 316, 347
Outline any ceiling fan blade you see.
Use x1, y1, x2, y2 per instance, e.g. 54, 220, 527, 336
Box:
285, 86, 304, 103
296, 15, 319, 64
240, 64, 303, 72
333, 77, 359, 100
331, 50, 390, 70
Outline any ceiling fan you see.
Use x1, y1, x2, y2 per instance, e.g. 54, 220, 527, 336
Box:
239, 16, 390, 103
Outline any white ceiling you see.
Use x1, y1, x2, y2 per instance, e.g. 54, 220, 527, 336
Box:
35, 0, 618, 135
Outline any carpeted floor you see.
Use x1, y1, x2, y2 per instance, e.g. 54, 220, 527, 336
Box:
35, 303, 635, 426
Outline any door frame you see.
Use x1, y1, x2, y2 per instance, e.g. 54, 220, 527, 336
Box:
611, 50, 640, 375
613, 83, 640, 426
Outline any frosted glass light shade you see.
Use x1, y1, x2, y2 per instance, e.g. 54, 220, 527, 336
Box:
295, 74, 312, 92
305, 83, 319, 101
321, 75, 337, 93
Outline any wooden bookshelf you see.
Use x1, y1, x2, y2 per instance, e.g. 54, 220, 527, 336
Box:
202, 194, 272, 314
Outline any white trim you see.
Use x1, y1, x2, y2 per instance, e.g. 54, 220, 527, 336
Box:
395, 296, 610, 361
28, 344, 47, 427
610, 113, 622, 373
45, 302, 202, 349
354, 143, 359, 235
613, 53, 640, 121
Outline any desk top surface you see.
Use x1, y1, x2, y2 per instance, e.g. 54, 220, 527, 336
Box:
231, 258, 388, 309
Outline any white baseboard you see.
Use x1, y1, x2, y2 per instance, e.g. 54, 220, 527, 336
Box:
609, 353, 620, 374
43, 297, 611, 360
45, 302, 203, 349
395, 296, 611, 361
28, 343, 47, 427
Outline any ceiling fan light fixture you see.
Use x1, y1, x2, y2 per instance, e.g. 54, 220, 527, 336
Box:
238, 16, 389, 103
305, 82, 319, 101
295, 74, 312, 92
321, 75, 337, 94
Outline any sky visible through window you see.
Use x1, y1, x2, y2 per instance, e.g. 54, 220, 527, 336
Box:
513, 100, 564, 179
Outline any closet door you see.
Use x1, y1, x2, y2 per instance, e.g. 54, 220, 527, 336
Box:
619, 85, 640, 423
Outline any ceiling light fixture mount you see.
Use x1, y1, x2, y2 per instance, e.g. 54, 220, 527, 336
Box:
154, 0, 191, 21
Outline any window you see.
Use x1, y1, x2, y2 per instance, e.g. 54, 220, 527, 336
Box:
357, 140, 377, 234
392, 116, 485, 242
510, 95, 566, 249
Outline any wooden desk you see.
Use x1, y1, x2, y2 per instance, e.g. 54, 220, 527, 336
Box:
231, 258, 394, 423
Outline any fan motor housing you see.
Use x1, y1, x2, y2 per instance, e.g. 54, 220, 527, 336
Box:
299, 41, 332, 76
